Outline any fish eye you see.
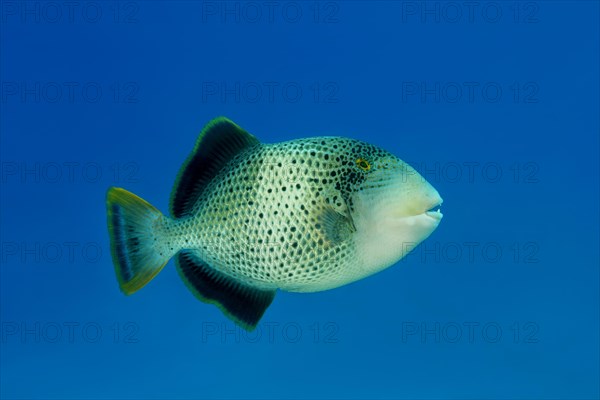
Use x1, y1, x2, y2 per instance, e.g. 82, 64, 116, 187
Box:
356, 158, 371, 171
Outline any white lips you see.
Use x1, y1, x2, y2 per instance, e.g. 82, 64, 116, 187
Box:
424, 196, 443, 221
425, 209, 443, 221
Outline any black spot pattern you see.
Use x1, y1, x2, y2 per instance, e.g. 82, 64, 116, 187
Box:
168, 137, 397, 291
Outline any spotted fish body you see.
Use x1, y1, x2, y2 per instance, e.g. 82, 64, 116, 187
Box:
107, 118, 443, 330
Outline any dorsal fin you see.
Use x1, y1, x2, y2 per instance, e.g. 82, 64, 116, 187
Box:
170, 117, 260, 218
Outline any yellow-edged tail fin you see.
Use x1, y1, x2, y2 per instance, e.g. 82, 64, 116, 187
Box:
106, 187, 169, 295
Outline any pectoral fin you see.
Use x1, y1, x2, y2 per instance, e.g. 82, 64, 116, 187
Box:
316, 203, 356, 246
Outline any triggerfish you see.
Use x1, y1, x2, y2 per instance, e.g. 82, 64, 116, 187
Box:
106, 117, 443, 330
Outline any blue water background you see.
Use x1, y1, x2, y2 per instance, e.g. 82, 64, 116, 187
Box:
1, 1, 599, 399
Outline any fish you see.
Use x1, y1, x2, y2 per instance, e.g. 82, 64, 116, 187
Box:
106, 117, 443, 331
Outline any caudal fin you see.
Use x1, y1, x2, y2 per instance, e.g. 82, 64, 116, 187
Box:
106, 187, 170, 295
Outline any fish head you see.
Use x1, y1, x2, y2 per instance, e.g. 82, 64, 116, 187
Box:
344, 144, 443, 276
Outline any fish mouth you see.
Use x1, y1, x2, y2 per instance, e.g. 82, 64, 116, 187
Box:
425, 206, 443, 221
424, 199, 444, 221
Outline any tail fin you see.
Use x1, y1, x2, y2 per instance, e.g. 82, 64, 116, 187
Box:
106, 187, 170, 295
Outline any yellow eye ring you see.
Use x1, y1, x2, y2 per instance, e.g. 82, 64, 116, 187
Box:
356, 158, 371, 171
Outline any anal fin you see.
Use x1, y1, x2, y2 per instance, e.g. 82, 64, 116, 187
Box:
176, 251, 275, 331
